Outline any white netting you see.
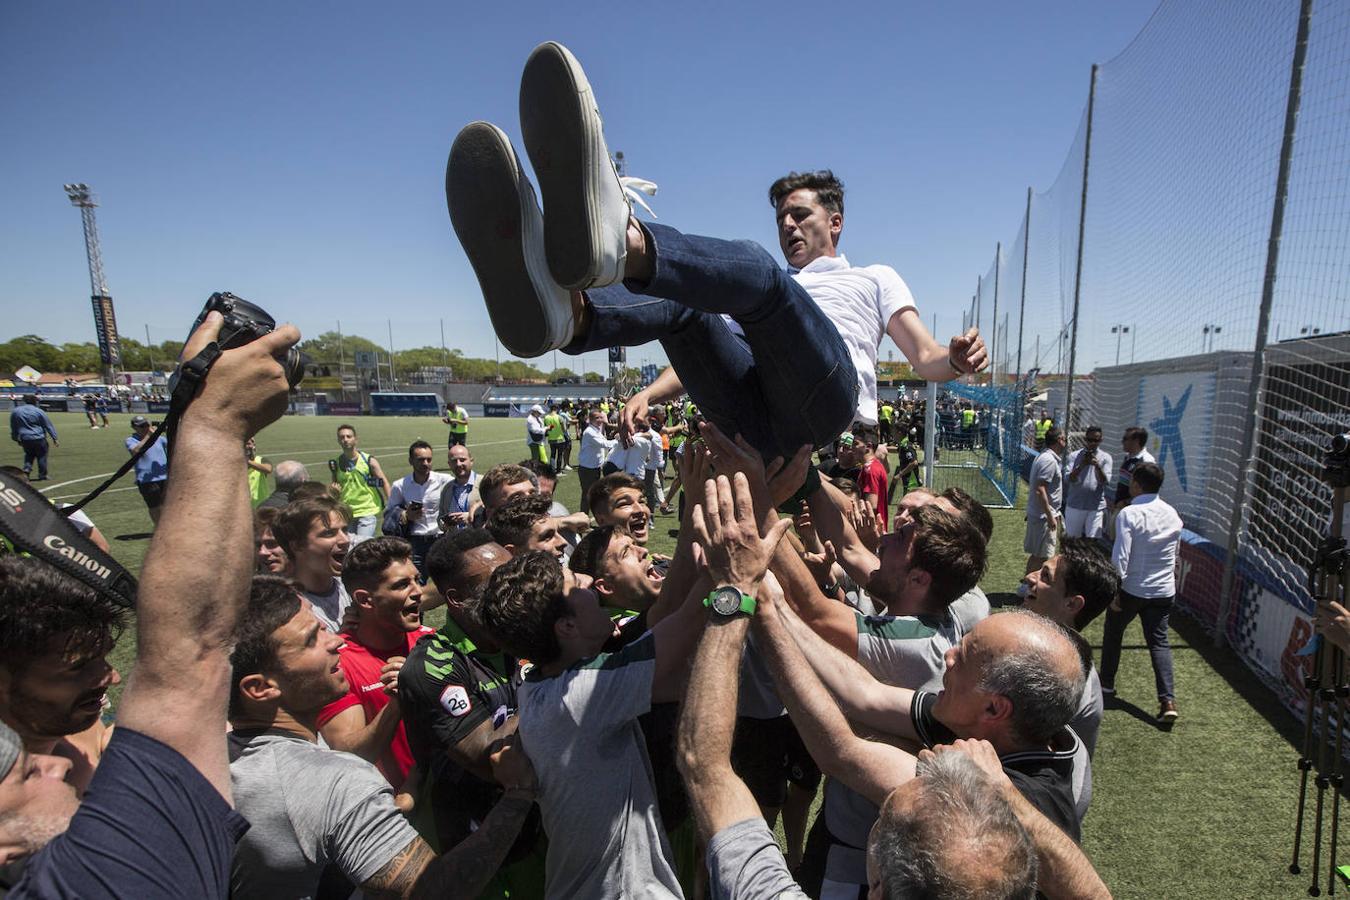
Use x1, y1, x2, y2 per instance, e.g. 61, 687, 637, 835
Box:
964, 0, 1350, 717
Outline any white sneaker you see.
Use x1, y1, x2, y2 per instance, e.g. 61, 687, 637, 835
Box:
519, 41, 629, 290
446, 121, 575, 357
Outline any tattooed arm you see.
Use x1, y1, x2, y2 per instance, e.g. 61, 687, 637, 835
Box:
362, 735, 539, 899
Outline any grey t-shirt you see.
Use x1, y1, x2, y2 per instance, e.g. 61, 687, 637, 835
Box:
1072, 666, 1104, 758
518, 632, 682, 899
301, 579, 351, 633
1027, 449, 1064, 521
228, 729, 419, 899
821, 594, 989, 889
1065, 448, 1113, 511
708, 818, 809, 900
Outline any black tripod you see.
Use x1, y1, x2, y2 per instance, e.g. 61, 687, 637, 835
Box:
1291, 436, 1350, 896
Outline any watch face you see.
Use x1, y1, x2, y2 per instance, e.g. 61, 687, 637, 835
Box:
711, 587, 743, 616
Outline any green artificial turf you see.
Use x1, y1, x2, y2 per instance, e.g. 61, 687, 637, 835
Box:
21, 412, 1327, 898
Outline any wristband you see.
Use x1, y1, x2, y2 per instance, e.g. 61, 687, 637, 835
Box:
948, 356, 964, 376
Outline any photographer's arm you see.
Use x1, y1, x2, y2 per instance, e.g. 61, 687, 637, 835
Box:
115, 313, 299, 802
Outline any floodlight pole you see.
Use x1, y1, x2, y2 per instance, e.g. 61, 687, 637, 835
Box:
1216, 0, 1314, 650
991, 242, 1001, 383
1063, 64, 1098, 449
63, 183, 121, 386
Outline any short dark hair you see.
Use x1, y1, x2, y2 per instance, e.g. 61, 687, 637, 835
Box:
1043, 426, 1063, 447
341, 536, 413, 594
408, 440, 434, 462
478, 551, 569, 665
520, 459, 557, 482
1085, 425, 1104, 439
1059, 538, 1121, 631
273, 496, 351, 556
254, 505, 281, 535
1124, 425, 1149, 446
480, 463, 538, 508
768, 169, 845, 217
488, 493, 555, 548
570, 525, 617, 578
229, 575, 303, 717
337, 423, 356, 435
910, 504, 987, 607
425, 528, 497, 594
1132, 462, 1164, 494
941, 486, 994, 544
0, 556, 124, 678
289, 481, 331, 502
588, 473, 644, 517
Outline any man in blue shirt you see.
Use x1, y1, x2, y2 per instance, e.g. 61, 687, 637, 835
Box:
9, 394, 59, 481
125, 415, 169, 526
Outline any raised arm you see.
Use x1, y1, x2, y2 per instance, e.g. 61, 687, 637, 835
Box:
775, 597, 919, 742
646, 441, 710, 628
806, 476, 881, 588
695, 422, 861, 656
886, 308, 988, 382
115, 312, 299, 802
675, 587, 759, 841
753, 584, 916, 806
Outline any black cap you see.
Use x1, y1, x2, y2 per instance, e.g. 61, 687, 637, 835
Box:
131, 415, 149, 427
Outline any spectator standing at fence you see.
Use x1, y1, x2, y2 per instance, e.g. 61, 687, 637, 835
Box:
1025, 426, 1066, 577
1100, 462, 1182, 724
1065, 426, 1112, 540
10, 394, 58, 482
1112, 426, 1155, 513
1036, 413, 1054, 451
443, 400, 469, 447
330, 424, 389, 538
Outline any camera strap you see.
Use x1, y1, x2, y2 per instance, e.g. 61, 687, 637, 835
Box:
61, 342, 222, 517
0, 470, 138, 608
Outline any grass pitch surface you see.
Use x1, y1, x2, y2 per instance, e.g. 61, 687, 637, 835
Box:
22, 411, 1314, 898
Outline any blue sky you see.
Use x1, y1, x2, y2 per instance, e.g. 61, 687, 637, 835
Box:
0, 1, 1159, 375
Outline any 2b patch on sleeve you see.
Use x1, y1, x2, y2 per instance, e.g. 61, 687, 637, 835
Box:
439, 684, 472, 717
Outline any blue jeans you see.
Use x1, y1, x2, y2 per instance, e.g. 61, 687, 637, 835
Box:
1099, 592, 1176, 701
346, 515, 378, 538
564, 222, 857, 462
21, 439, 49, 478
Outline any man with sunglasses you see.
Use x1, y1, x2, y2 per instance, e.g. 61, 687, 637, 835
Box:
1065, 426, 1112, 540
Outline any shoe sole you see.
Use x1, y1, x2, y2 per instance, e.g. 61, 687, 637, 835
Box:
446, 122, 561, 358
519, 41, 618, 290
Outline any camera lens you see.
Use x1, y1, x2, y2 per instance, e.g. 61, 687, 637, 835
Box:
285, 350, 310, 388
1333, 433, 1350, 455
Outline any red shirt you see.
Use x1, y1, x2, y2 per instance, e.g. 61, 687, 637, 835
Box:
856, 457, 889, 532
317, 626, 433, 788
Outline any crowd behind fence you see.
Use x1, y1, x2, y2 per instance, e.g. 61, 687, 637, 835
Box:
963, 0, 1350, 725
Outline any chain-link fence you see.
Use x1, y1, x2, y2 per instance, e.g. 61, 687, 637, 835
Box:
966, 0, 1350, 724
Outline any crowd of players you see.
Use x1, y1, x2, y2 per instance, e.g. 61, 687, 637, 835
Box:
6, 332, 1142, 899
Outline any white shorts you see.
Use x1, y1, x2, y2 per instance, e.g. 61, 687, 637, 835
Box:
1065, 507, 1105, 539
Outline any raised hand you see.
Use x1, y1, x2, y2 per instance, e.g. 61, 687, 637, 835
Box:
948, 327, 989, 375
690, 472, 793, 594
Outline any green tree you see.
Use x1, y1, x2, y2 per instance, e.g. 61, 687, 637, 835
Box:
583, 371, 605, 383
547, 368, 578, 382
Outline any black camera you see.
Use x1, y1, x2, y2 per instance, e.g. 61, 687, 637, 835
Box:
190, 292, 307, 387
1326, 432, 1350, 488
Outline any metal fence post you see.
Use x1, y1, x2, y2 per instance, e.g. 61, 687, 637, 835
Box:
1015, 188, 1032, 383
1063, 63, 1098, 448
1214, 0, 1315, 648
925, 379, 938, 488
991, 242, 1001, 382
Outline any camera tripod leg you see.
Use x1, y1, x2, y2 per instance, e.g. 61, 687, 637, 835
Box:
1297, 641, 1326, 876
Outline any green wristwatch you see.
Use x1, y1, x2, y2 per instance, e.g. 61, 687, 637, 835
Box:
704, 585, 757, 618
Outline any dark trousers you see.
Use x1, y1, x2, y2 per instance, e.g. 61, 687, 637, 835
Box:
577, 466, 601, 514
407, 534, 439, 582
21, 439, 49, 478
1100, 591, 1176, 701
